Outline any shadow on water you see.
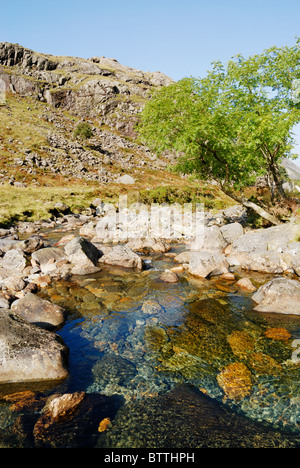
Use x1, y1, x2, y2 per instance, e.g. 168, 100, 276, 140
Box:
97, 384, 300, 448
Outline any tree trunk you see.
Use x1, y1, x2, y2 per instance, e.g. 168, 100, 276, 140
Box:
221, 187, 281, 226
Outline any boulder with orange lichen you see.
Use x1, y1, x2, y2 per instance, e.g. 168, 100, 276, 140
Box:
217, 362, 253, 401
227, 331, 255, 359
264, 328, 292, 341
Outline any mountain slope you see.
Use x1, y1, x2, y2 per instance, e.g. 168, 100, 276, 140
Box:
0, 42, 177, 187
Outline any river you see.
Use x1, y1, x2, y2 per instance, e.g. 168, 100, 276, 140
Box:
0, 227, 299, 448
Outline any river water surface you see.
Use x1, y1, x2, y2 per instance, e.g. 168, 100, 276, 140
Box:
0, 228, 299, 448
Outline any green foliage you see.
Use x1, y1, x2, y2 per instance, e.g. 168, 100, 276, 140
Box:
137, 185, 232, 210
138, 39, 300, 199
73, 122, 94, 140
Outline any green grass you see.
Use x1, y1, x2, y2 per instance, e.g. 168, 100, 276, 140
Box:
0, 181, 236, 228
0, 185, 100, 227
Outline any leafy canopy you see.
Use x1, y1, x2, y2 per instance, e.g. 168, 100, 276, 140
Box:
138, 39, 300, 195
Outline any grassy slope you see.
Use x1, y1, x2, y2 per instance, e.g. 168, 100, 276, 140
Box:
0, 93, 235, 227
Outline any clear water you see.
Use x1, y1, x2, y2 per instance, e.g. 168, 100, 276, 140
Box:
0, 232, 299, 448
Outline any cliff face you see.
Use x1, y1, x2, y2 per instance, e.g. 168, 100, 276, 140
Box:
0, 42, 173, 136
0, 43, 175, 186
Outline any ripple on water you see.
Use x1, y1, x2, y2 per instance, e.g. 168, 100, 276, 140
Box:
1, 240, 299, 446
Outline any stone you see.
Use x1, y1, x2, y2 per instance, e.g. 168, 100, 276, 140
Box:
141, 299, 163, 314
247, 352, 282, 376
117, 174, 135, 184
99, 245, 144, 270
0, 291, 11, 308
64, 236, 100, 268
220, 223, 244, 244
2, 275, 26, 292
11, 292, 66, 330
188, 251, 229, 278
236, 278, 257, 292
126, 237, 171, 253
227, 331, 255, 359
0, 236, 19, 252
174, 251, 191, 264
190, 226, 227, 253
234, 251, 287, 274
31, 247, 65, 269
264, 327, 292, 341
217, 362, 253, 401
252, 278, 300, 315
232, 222, 300, 254
0, 309, 69, 384
291, 252, 300, 276
159, 269, 179, 283
0, 249, 26, 276
15, 235, 45, 254
46, 391, 86, 420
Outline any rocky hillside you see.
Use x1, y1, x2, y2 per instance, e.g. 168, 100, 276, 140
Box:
0, 42, 176, 186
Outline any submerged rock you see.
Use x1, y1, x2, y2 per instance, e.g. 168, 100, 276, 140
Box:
159, 269, 179, 283
126, 237, 171, 253
99, 384, 299, 448
44, 391, 86, 420
217, 362, 253, 401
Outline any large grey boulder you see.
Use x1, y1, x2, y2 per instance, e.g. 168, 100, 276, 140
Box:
188, 251, 229, 278
0, 249, 27, 278
220, 223, 244, 244
99, 245, 144, 270
64, 236, 101, 274
232, 223, 300, 254
0, 309, 69, 384
252, 278, 300, 315
230, 223, 300, 274
190, 226, 227, 253
232, 251, 287, 274
31, 246, 65, 268
11, 292, 66, 330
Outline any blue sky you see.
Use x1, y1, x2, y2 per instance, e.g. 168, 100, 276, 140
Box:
1, 0, 300, 159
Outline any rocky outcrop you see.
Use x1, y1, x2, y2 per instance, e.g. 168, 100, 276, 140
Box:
227, 222, 300, 275
0, 42, 175, 186
0, 42, 173, 136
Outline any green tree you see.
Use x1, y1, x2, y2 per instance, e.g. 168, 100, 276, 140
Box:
138, 40, 300, 225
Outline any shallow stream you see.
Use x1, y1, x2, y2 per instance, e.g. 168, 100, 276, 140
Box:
0, 228, 299, 448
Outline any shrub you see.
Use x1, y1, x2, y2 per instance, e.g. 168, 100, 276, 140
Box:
73, 122, 93, 140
